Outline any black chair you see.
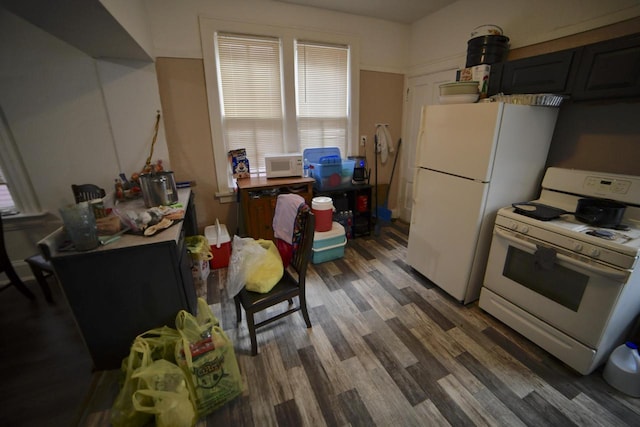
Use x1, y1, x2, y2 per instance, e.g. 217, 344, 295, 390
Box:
71, 184, 106, 203
234, 207, 315, 356
0, 214, 36, 301
24, 248, 55, 304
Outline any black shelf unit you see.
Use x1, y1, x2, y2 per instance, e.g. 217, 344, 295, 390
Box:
314, 184, 372, 238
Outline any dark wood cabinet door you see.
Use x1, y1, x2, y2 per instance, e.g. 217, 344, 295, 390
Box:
572, 34, 640, 100
500, 49, 580, 95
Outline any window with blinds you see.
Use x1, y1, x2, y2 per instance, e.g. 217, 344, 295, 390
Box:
217, 33, 284, 173
215, 33, 351, 176
0, 166, 17, 215
296, 41, 349, 156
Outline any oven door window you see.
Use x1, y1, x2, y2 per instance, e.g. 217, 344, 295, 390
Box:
503, 246, 588, 311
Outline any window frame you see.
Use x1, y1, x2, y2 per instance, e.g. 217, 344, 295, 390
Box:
199, 17, 360, 200
0, 106, 41, 217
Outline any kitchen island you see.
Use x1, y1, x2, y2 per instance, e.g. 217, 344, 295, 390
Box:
40, 188, 197, 370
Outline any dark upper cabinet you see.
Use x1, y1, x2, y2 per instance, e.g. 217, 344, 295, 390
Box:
488, 33, 640, 101
496, 49, 581, 95
572, 34, 640, 100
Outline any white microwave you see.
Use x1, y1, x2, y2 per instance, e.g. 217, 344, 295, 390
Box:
264, 153, 303, 178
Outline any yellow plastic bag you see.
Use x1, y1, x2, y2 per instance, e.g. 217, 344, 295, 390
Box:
136, 326, 181, 364
111, 326, 182, 427
132, 359, 196, 427
175, 298, 242, 417
245, 239, 284, 293
111, 339, 154, 427
185, 235, 213, 261
228, 237, 284, 295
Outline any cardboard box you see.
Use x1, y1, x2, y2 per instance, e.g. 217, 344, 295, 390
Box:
458, 64, 491, 98
191, 258, 210, 298
228, 148, 250, 179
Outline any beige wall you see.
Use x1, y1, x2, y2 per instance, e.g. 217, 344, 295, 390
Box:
359, 71, 405, 209
155, 59, 406, 234
155, 57, 238, 234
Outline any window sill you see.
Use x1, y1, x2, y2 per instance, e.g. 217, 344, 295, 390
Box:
1, 211, 55, 231
2, 211, 49, 221
215, 191, 237, 204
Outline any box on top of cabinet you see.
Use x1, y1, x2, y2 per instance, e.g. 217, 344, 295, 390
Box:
457, 64, 491, 98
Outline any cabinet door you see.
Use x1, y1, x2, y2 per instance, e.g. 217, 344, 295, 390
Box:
572, 34, 640, 100
500, 49, 579, 95
246, 196, 277, 240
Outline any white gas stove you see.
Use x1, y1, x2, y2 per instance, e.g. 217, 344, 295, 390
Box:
480, 168, 640, 375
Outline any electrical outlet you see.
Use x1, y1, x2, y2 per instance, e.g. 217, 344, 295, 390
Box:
360, 135, 367, 146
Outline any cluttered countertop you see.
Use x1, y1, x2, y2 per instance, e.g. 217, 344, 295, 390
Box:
40, 187, 192, 258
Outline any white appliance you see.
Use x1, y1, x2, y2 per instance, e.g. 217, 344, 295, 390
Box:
407, 102, 559, 303
480, 167, 640, 375
264, 153, 303, 178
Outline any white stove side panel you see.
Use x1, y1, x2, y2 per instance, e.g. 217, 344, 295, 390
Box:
485, 104, 559, 213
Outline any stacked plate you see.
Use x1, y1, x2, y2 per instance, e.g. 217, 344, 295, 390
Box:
489, 93, 564, 107
439, 81, 480, 104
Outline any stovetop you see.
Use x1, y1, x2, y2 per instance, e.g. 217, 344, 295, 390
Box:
496, 168, 640, 270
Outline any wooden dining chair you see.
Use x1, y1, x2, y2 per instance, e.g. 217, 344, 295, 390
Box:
0, 214, 36, 301
71, 184, 106, 203
234, 206, 315, 355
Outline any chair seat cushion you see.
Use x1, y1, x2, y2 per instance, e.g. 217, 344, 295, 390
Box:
238, 273, 300, 311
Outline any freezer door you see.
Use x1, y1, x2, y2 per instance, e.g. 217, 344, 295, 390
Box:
417, 103, 501, 181
407, 168, 489, 302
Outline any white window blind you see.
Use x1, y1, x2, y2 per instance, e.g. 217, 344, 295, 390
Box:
217, 33, 284, 173
0, 166, 17, 215
296, 41, 349, 156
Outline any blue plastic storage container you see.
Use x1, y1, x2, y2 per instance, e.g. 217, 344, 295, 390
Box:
303, 147, 349, 190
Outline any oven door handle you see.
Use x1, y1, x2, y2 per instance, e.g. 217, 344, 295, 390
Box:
494, 228, 629, 281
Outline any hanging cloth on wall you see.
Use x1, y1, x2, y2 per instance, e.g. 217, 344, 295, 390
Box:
375, 124, 394, 164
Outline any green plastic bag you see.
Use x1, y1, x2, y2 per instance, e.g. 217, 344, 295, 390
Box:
111, 326, 183, 427
111, 339, 154, 427
132, 359, 196, 427
175, 298, 242, 417
137, 326, 181, 364
185, 235, 213, 261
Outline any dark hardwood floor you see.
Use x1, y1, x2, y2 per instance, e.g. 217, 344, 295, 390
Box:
0, 274, 93, 426
3, 221, 640, 426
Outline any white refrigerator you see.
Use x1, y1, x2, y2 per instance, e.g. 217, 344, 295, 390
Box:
406, 102, 559, 304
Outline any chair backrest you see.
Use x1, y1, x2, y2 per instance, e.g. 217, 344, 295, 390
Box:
0, 214, 8, 261
289, 208, 315, 285
71, 184, 106, 203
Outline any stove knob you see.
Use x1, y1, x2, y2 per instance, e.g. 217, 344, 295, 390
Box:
521, 226, 529, 233
510, 222, 518, 231
573, 243, 583, 252
589, 248, 601, 257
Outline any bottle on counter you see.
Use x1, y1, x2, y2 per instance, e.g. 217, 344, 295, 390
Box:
303, 158, 310, 177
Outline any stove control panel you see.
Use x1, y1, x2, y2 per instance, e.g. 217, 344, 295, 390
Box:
542, 168, 640, 205
584, 176, 631, 195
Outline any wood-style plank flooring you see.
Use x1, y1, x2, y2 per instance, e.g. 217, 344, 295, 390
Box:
3, 221, 640, 426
